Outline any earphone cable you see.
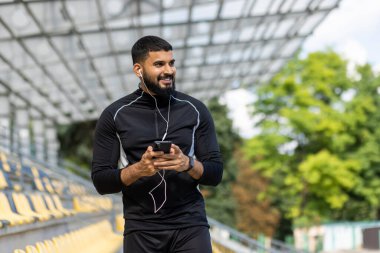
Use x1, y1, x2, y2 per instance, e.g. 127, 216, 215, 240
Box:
140, 74, 171, 213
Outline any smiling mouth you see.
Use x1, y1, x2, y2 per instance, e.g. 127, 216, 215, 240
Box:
159, 76, 173, 86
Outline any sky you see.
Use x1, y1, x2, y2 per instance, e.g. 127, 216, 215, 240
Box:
224, 0, 380, 139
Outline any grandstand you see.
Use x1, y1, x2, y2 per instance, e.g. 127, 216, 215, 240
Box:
0, 146, 124, 253
0, 0, 342, 252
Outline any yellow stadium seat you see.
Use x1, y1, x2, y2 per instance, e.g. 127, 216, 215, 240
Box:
29, 193, 63, 219
25, 245, 38, 253
42, 177, 55, 194
0, 192, 35, 225
0, 153, 12, 173
72, 196, 96, 212
11, 192, 51, 221
31, 166, 40, 178
50, 180, 65, 195
43, 195, 67, 217
51, 195, 76, 216
33, 178, 45, 192
0, 152, 6, 161
12, 183, 23, 192
13, 220, 122, 253
13, 250, 26, 253
52, 236, 68, 253
0, 170, 22, 191
1, 161, 12, 173
0, 170, 9, 189
43, 240, 59, 253
35, 242, 49, 253
115, 214, 124, 232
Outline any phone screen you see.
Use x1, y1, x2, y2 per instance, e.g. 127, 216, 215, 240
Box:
153, 141, 172, 153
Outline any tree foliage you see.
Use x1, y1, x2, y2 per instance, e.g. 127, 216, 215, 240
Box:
57, 120, 96, 167
203, 97, 241, 227
243, 50, 380, 228
233, 150, 280, 237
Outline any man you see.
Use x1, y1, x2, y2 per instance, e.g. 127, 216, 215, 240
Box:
92, 35, 223, 253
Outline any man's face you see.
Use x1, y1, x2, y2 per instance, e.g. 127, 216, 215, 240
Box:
140, 50, 176, 97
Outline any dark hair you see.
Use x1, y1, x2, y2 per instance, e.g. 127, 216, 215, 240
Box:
131, 36, 173, 64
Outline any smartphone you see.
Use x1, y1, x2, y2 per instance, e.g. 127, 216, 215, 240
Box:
153, 141, 172, 153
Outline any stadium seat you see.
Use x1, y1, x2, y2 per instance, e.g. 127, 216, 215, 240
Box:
43, 195, 68, 217
51, 194, 76, 216
33, 178, 46, 192
35, 242, 49, 253
30, 167, 40, 178
0, 170, 22, 191
25, 245, 38, 253
13, 250, 26, 253
115, 214, 124, 232
11, 220, 122, 253
50, 179, 65, 195
42, 177, 55, 194
11, 192, 51, 221
0, 192, 35, 225
29, 193, 63, 219
0, 170, 8, 189
43, 240, 59, 253
72, 196, 97, 212
0, 153, 12, 173
0, 161, 12, 173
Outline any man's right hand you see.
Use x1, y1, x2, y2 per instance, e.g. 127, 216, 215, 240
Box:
120, 146, 165, 186
137, 146, 165, 177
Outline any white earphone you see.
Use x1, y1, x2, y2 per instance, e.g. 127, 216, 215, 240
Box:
137, 67, 171, 213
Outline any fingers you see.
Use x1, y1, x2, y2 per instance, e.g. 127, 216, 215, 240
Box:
171, 144, 182, 154
143, 146, 164, 159
138, 146, 164, 176
154, 156, 186, 171
142, 144, 187, 172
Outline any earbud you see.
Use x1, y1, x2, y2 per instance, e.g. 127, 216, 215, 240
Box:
138, 69, 142, 77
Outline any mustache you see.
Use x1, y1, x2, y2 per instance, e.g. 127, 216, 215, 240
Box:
158, 75, 174, 80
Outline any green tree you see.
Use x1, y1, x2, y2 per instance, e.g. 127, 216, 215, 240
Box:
233, 150, 280, 238
243, 51, 380, 231
203, 97, 241, 227
57, 120, 96, 168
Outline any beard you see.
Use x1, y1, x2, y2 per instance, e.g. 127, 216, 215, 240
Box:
141, 73, 176, 99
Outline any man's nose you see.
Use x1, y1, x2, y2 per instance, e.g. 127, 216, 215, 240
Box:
163, 65, 174, 75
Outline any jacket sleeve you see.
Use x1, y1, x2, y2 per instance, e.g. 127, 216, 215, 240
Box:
194, 103, 223, 186
91, 109, 124, 194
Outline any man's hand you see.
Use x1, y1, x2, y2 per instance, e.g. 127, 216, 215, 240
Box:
137, 146, 165, 177
153, 144, 189, 172
120, 146, 164, 186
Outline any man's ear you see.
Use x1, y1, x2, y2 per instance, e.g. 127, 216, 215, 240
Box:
133, 64, 143, 78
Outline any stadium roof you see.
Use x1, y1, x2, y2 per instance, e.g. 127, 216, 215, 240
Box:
0, 0, 341, 124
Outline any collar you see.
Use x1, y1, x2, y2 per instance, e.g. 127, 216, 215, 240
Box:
135, 87, 176, 107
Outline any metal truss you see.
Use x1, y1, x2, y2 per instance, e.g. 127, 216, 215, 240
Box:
0, 0, 341, 124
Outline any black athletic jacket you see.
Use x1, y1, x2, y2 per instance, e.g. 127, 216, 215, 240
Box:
92, 88, 223, 233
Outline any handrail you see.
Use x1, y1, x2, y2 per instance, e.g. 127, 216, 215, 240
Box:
208, 217, 307, 253
208, 217, 279, 253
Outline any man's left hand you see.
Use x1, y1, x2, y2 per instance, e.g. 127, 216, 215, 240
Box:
153, 144, 189, 172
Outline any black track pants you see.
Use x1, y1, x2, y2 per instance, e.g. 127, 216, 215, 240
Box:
123, 226, 212, 253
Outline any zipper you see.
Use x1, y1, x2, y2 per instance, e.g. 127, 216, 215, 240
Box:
154, 111, 159, 138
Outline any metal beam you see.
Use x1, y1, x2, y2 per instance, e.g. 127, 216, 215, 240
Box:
0, 7, 333, 42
